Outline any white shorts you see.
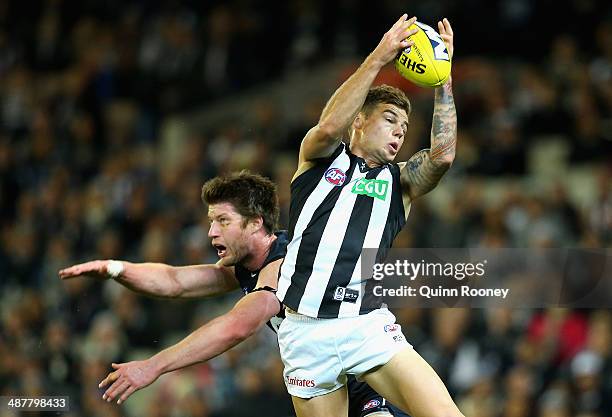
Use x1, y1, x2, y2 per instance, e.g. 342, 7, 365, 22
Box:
278, 308, 412, 398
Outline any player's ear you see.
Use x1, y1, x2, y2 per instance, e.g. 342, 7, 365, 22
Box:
353, 112, 364, 130
248, 216, 264, 233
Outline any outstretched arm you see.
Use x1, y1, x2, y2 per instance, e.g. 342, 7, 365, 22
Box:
98, 259, 283, 404
59, 260, 239, 298
297, 15, 418, 170
400, 18, 456, 203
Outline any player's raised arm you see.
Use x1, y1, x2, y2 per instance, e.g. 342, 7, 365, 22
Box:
58, 260, 239, 298
98, 259, 283, 405
400, 18, 456, 203
297, 15, 418, 171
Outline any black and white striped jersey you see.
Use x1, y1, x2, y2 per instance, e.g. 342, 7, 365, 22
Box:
277, 144, 407, 318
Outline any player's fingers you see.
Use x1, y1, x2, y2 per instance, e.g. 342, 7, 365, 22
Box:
400, 38, 415, 49
117, 386, 137, 405
397, 20, 417, 46
404, 26, 418, 38
443, 18, 453, 35
405, 16, 417, 26
98, 371, 119, 388
59, 261, 103, 278
438, 21, 446, 35
111, 362, 121, 369
398, 16, 417, 34
99, 378, 109, 388
104, 380, 129, 402
58, 266, 79, 278
392, 13, 408, 29
102, 379, 117, 400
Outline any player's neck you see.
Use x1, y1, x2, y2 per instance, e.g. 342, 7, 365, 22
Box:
241, 232, 277, 271
350, 142, 383, 168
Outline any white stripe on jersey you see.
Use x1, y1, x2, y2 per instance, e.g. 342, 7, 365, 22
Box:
297, 167, 369, 317
338, 167, 393, 317
276, 149, 351, 302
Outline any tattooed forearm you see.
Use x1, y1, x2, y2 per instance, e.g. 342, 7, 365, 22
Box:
402, 149, 448, 198
429, 79, 456, 163
400, 79, 457, 201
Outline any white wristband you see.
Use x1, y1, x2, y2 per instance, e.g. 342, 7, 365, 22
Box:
106, 260, 124, 279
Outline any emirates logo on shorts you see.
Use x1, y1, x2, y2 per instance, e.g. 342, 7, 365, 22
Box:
324, 168, 346, 186
286, 376, 316, 387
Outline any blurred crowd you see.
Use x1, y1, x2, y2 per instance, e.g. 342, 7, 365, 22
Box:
1, 0, 610, 416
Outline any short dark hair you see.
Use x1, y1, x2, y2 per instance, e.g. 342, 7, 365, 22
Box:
362, 85, 411, 119
201, 171, 279, 234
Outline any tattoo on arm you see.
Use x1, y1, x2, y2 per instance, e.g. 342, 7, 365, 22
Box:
430, 81, 457, 162
402, 81, 457, 200
402, 149, 447, 198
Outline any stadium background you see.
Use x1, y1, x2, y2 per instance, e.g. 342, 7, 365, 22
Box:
0, 0, 610, 416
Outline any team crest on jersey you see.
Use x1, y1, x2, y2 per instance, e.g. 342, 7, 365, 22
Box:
333, 287, 346, 301
325, 168, 347, 186
384, 324, 399, 333
363, 399, 381, 411
351, 178, 389, 200
333, 286, 358, 303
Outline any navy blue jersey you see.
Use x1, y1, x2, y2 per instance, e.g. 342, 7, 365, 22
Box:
234, 231, 288, 293
234, 231, 288, 331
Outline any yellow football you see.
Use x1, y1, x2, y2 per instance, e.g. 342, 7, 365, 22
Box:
394, 21, 451, 88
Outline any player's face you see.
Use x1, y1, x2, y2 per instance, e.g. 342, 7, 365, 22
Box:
361, 104, 408, 164
207, 202, 253, 267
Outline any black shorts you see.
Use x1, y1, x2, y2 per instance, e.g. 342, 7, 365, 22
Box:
347, 376, 411, 417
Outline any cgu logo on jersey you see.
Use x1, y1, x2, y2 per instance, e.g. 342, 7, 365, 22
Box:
351, 178, 389, 201
325, 168, 347, 186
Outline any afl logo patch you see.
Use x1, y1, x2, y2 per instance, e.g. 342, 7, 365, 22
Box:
324, 168, 346, 186
384, 324, 399, 333
363, 399, 381, 411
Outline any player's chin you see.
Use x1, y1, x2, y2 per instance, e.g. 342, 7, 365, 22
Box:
218, 254, 237, 267
382, 150, 397, 162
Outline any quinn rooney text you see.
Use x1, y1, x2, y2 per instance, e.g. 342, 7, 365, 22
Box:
373, 285, 510, 299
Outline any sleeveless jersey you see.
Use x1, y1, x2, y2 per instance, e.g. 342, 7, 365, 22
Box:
234, 231, 288, 331
277, 144, 406, 318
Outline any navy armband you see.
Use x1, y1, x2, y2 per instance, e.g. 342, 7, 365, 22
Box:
250, 286, 277, 294
250, 286, 283, 313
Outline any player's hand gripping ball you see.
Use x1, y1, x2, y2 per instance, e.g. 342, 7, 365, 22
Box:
394, 21, 451, 87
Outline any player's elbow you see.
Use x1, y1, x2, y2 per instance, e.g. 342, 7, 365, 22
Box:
165, 270, 187, 298
432, 152, 455, 169
224, 310, 260, 342
228, 321, 257, 342
316, 120, 342, 141
166, 285, 184, 298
